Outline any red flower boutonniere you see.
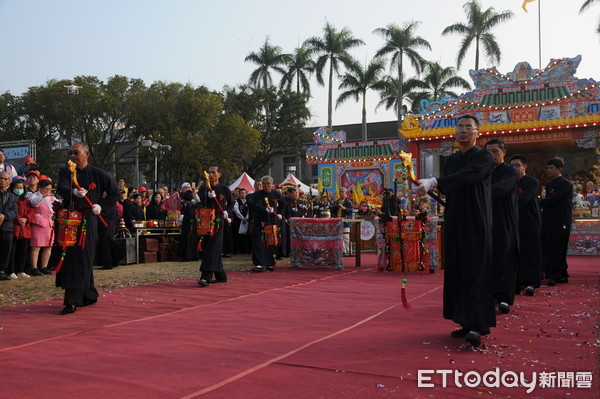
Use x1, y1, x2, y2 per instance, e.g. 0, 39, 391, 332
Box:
219, 195, 224, 200
88, 183, 97, 190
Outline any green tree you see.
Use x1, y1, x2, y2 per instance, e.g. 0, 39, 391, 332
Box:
245, 38, 287, 90
224, 86, 311, 178
580, 0, 600, 35
304, 22, 364, 130
442, 0, 513, 71
375, 75, 426, 115
409, 61, 471, 103
373, 21, 431, 130
280, 46, 315, 99
336, 58, 386, 141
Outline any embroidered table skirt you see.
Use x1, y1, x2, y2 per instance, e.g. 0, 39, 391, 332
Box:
289, 217, 343, 268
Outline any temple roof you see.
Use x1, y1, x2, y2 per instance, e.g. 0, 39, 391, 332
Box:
400, 56, 600, 140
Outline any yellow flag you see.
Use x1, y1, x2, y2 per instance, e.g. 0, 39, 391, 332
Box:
317, 178, 324, 196
522, 0, 536, 12
335, 181, 340, 200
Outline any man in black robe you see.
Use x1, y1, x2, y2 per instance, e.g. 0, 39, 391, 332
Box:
510, 154, 542, 296
486, 139, 519, 314
540, 157, 573, 286
248, 176, 284, 272
197, 165, 233, 287
56, 142, 119, 315
416, 114, 494, 347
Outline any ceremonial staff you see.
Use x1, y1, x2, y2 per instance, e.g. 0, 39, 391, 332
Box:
398, 152, 446, 207
203, 170, 231, 226
68, 160, 108, 227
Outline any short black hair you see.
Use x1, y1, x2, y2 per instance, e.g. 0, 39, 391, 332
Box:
457, 114, 480, 129
547, 156, 565, 169
510, 154, 528, 164
485, 138, 506, 150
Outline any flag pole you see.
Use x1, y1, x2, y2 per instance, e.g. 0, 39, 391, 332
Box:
538, 0, 542, 69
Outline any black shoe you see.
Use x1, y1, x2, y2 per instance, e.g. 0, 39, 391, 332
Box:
266, 266, 274, 272
101, 266, 114, 270
40, 267, 52, 274
525, 286, 535, 296
60, 304, 77, 315
556, 277, 569, 284
209, 279, 227, 284
465, 331, 481, 347
0, 271, 9, 281
498, 302, 510, 314
252, 266, 265, 273
450, 328, 469, 338
547, 278, 556, 286
222, 254, 231, 258
197, 279, 209, 287
29, 269, 43, 276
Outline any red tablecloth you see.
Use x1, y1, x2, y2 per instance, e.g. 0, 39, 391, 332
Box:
289, 218, 343, 268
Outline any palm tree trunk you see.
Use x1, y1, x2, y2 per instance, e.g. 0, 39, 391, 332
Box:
475, 36, 480, 71
328, 55, 334, 130
296, 71, 300, 94
397, 55, 404, 130
362, 92, 367, 141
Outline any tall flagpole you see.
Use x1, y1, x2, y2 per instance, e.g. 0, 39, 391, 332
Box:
538, 0, 542, 69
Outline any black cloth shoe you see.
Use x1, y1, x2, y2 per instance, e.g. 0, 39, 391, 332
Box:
547, 278, 556, 286
465, 331, 481, 347
197, 279, 209, 287
450, 328, 469, 338
498, 302, 510, 314
209, 279, 227, 284
222, 254, 231, 258
60, 304, 77, 315
266, 266, 274, 272
525, 286, 535, 296
29, 269, 43, 276
252, 266, 265, 272
0, 271, 9, 281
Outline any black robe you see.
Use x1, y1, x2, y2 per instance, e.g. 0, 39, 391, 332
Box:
197, 183, 233, 273
516, 175, 542, 286
437, 146, 495, 330
56, 165, 119, 302
248, 189, 285, 267
490, 163, 519, 305
540, 176, 573, 281
178, 202, 200, 261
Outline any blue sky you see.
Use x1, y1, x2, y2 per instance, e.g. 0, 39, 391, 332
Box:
1, 0, 598, 126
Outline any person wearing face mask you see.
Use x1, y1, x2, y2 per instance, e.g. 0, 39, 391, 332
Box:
28, 179, 58, 276
8, 179, 34, 279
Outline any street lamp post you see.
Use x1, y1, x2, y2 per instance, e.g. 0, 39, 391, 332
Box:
140, 139, 171, 191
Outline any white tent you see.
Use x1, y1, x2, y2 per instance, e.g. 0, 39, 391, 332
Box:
229, 172, 256, 192
280, 173, 311, 195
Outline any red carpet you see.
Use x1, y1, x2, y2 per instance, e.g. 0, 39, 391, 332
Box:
0, 255, 598, 399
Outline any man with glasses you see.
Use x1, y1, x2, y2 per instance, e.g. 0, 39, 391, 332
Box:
56, 143, 119, 314
0, 171, 17, 280
509, 154, 542, 296
248, 176, 284, 272
416, 114, 494, 347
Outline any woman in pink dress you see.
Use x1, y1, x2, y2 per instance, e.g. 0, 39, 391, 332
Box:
29, 179, 57, 275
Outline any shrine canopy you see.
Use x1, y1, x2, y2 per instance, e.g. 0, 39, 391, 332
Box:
280, 173, 311, 195
229, 172, 255, 192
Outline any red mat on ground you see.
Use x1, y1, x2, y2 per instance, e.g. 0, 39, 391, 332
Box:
0, 255, 597, 399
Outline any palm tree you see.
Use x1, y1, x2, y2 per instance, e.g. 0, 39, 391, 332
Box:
580, 0, 600, 35
304, 22, 364, 130
410, 61, 471, 103
442, 0, 513, 71
373, 21, 431, 130
280, 46, 315, 99
336, 58, 386, 141
245, 38, 287, 90
376, 75, 427, 115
